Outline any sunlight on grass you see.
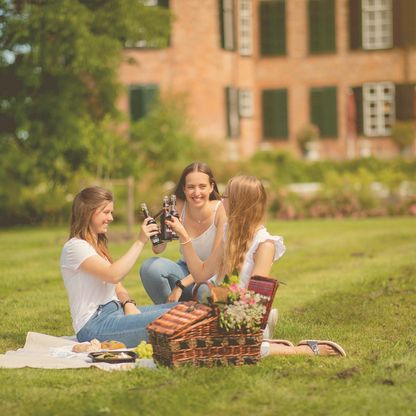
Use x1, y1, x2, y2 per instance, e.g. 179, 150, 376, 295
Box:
0, 218, 415, 415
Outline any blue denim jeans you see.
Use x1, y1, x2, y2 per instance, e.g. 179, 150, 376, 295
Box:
139, 257, 195, 304
76, 300, 175, 348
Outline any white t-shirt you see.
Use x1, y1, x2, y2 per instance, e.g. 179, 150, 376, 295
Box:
60, 238, 118, 333
238, 226, 286, 288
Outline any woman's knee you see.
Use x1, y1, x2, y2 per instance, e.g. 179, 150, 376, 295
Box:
140, 257, 180, 281
139, 257, 162, 282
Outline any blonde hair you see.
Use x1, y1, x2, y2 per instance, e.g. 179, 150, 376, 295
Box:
220, 175, 267, 278
69, 186, 113, 262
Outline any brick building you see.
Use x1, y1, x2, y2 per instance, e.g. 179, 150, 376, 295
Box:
119, 0, 416, 160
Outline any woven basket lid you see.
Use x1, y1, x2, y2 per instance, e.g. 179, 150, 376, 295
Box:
147, 301, 213, 337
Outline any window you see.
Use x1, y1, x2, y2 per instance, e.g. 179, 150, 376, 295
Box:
308, 0, 336, 54
310, 87, 338, 137
259, 0, 286, 56
262, 89, 288, 139
238, 89, 254, 118
239, 0, 253, 55
129, 84, 159, 122
363, 82, 395, 136
362, 0, 393, 50
225, 87, 240, 138
220, 0, 236, 51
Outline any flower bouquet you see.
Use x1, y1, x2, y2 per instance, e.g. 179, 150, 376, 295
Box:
197, 272, 270, 333
218, 283, 269, 332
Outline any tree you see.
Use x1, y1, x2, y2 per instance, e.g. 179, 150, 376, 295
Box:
0, 0, 171, 224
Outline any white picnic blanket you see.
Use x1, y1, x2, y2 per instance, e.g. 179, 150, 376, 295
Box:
0, 332, 156, 371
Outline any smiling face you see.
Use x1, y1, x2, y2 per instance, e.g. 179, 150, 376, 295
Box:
90, 201, 114, 236
183, 171, 214, 208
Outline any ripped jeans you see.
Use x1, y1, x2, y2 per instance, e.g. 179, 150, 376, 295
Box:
139, 257, 194, 304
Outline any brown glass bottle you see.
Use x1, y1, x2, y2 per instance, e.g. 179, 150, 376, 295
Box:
160, 196, 173, 241
169, 194, 179, 240
141, 203, 163, 246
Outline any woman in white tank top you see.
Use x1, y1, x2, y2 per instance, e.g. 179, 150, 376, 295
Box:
139, 162, 227, 304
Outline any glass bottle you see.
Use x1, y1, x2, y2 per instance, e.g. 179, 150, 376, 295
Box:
169, 194, 179, 240
141, 203, 163, 246
160, 196, 173, 241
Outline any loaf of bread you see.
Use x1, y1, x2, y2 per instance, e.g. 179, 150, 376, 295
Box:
100, 340, 126, 350
72, 338, 102, 353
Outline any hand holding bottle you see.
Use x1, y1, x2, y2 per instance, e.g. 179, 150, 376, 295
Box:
139, 217, 161, 244
165, 216, 189, 242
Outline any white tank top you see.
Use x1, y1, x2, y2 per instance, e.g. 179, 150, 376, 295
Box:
179, 200, 221, 261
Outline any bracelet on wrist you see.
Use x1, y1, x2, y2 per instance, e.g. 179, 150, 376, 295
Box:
121, 299, 136, 308
180, 238, 192, 246
175, 280, 186, 290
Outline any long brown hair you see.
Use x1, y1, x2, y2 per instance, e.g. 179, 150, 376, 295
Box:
174, 162, 221, 201
69, 186, 113, 262
219, 175, 267, 278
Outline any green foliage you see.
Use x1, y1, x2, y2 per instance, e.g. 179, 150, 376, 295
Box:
0, 0, 171, 225
245, 150, 416, 219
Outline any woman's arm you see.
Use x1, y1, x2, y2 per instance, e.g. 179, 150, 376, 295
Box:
116, 283, 140, 315
251, 240, 276, 277
167, 216, 222, 282
79, 219, 158, 284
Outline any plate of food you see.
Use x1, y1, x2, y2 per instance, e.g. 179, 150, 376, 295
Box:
88, 350, 137, 364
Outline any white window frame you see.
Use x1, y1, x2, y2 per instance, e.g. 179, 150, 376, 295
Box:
362, 0, 393, 50
238, 89, 254, 118
239, 0, 252, 55
363, 82, 395, 137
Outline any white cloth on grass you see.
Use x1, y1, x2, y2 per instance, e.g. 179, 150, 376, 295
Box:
0, 332, 155, 371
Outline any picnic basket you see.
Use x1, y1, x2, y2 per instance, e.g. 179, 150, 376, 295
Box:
147, 276, 279, 368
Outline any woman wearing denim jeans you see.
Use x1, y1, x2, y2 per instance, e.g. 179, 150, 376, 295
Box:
60, 186, 175, 348
139, 162, 227, 304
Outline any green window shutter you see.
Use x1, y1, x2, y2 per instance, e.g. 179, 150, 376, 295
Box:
262, 89, 288, 139
352, 86, 363, 135
260, 0, 286, 56
395, 83, 416, 121
129, 85, 159, 122
308, 0, 336, 54
348, 0, 362, 50
310, 87, 338, 137
393, 0, 416, 47
219, 0, 236, 50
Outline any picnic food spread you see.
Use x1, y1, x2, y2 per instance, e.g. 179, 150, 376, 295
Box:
71, 339, 126, 353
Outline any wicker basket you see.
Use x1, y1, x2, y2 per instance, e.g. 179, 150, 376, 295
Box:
147, 302, 263, 367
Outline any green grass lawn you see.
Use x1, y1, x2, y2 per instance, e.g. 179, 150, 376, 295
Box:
1, 217, 415, 416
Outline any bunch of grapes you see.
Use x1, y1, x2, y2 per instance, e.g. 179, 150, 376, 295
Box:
134, 341, 153, 359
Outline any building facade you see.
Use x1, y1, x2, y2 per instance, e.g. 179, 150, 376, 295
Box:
119, 0, 416, 160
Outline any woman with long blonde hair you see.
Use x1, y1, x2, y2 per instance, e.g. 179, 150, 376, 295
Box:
167, 176, 346, 357
60, 186, 175, 348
